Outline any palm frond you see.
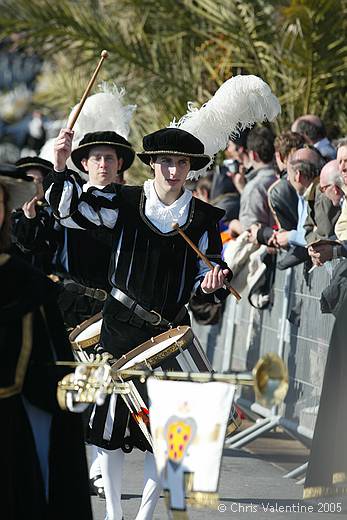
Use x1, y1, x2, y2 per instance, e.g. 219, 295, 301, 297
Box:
1, 0, 347, 141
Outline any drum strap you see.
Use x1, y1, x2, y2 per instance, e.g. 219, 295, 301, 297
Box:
111, 287, 186, 328
63, 280, 108, 301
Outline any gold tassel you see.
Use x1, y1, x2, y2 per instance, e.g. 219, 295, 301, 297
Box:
303, 485, 347, 499
333, 472, 347, 484
186, 492, 219, 508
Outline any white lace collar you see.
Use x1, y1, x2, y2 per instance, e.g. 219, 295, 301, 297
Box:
143, 179, 192, 233
82, 181, 106, 192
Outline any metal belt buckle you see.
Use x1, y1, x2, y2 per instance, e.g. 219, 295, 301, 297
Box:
150, 310, 162, 326
95, 289, 107, 301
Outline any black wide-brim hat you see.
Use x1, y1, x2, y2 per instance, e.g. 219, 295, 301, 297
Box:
16, 156, 53, 177
137, 128, 211, 171
71, 131, 135, 173
0, 164, 36, 210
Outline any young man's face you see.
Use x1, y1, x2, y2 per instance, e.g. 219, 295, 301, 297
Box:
81, 145, 124, 186
225, 141, 242, 161
26, 168, 44, 200
151, 155, 191, 197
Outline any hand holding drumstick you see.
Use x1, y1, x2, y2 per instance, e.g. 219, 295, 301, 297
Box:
54, 50, 109, 172
172, 223, 241, 300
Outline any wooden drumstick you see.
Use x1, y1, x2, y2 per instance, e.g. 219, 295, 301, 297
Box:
67, 50, 109, 130
172, 223, 241, 301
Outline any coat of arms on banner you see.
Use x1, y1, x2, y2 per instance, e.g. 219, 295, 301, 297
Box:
147, 378, 236, 518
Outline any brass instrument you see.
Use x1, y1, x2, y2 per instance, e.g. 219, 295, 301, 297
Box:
57, 352, 288, 409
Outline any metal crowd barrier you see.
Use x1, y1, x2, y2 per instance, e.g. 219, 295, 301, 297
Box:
192, 256, 339, 477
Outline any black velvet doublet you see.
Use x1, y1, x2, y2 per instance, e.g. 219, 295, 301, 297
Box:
108, 185, 224, 321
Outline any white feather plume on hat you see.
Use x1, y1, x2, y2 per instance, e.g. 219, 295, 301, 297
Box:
170, 75, 281, 180
66, 82, 136, 176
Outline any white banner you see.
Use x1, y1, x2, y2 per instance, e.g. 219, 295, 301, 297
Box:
147, 378, 236, 514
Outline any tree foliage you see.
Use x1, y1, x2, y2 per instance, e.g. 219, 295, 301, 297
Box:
0, 0, 346, 143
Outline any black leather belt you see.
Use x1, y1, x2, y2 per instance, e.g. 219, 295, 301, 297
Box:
111, 287, 185, 328
84, 286, 108, 301
64, 280, 108, 302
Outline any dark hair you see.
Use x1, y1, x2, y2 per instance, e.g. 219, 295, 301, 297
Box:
246, 126, 275, 163
302, 143, 326, 169
0, 183, 11, 253
290, 160, 319, 181
229, 126, 253, 149
150, 154, 193, 168
87, 146, 121, 160
295, 119, 326, 141
274, 131, 306, 160
195, 175, 213, 198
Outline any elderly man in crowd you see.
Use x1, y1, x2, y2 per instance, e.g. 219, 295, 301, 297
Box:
318, 159, 345, 208
311, 139, 347, 265
304, 157, 342, 245
291, 114, 336, 161
265, 147, 321, 269
273, 147, 321, 248
267, 131, 306, 232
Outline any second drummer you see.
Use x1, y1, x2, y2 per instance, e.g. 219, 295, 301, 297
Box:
45, 126, 233, 520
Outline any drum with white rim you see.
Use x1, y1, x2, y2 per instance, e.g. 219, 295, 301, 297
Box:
111, 325, 212, 376
111, 326, 241, 438
69, 312, 103, 362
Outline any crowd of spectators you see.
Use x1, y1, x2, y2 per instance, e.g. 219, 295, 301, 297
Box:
188, 114, 347, 314
190, 114, 347, 502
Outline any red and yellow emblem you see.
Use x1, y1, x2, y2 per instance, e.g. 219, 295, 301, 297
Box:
166, 420, 194, 464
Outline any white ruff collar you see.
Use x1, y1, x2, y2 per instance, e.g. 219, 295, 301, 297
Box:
82, 181, 106, 192
143, 179, 192, 233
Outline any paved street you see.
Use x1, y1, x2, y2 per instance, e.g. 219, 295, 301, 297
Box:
89, 425, 347, 520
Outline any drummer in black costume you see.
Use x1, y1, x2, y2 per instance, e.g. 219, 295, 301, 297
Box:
11, 156, 57, 274
11, 149, 128, 329
45, 126, 233, 520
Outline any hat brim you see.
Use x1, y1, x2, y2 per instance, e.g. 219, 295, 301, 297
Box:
0, 176, 36, 210
16, 162, 52, 176
137, 151, 211, 171
71, 141, 135, 173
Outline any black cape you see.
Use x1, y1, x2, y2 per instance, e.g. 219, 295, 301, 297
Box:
0, 254, 92, 520
303, 295, 347, 498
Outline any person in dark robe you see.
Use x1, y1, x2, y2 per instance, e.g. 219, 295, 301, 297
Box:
0, 164, 93, 520
303, 293, 347, 499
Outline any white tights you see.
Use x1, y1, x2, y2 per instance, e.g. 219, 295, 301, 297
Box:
90, 444, 102, 480
98, 448, 162, 520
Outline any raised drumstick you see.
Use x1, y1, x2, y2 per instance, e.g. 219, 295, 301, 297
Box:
67, 50, 109, 130
172, 223, 241, 300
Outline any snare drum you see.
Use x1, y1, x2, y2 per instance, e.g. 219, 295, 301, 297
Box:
69, 312, 103, 362
111, 325, 241, 438
111, 325, 212, 376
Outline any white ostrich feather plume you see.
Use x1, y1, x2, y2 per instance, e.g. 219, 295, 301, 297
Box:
170, 75, 281, 179
68, 82, 136, 141
66, 82, 136, 175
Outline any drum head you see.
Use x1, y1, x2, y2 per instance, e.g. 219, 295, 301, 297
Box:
69, 312, 103, 350
111, 326, 194, 379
